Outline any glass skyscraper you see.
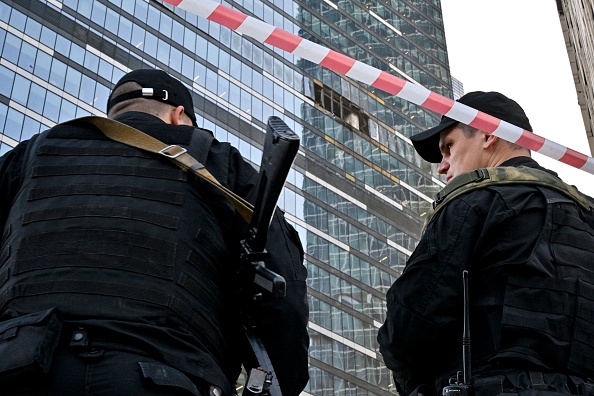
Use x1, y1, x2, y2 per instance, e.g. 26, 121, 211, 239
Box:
0, 0, 453, 394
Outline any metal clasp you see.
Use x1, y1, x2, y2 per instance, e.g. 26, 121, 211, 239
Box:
159, 145, 187, 159
141, 88, 168, 101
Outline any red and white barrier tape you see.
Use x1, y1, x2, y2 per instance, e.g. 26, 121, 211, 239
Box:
162, 0, 594, 175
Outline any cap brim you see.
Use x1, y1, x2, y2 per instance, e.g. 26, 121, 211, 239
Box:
410, 118, 458, 163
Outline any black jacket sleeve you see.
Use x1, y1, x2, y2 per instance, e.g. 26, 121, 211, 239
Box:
0, 140, 32, 235
378, 197, 474, 394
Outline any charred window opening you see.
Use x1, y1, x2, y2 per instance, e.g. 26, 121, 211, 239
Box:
313, 81, 374, 137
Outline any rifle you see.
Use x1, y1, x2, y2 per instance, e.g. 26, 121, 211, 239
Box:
238, 116, 300, 396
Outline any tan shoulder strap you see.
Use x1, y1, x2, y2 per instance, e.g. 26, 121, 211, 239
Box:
64, 116, 254, 223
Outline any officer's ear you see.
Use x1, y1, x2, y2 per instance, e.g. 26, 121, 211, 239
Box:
483, 132, 498, 149
170, 106, 192, 126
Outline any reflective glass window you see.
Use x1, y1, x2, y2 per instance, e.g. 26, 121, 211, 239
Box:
240, 89, 251, 114
120, 0, 134, 16
76, 107, 91, 118
252, 45, 263, 69
33, 50, 52, 81
0, 103, 7, 133
112, 67, 125, 84
118, 16, 133, 42
5, 108, 24, 141
156, 39, 170, 63
70, 43, 85, 66
54, 34, 71, 57
64, 67, 82, 97
144, 31, 157, 58
159, 13, 172, 37
229, 82, 240, 108
84, 52, 100, 74
147, 5, 160, 28
0, 2, 10, 23
195, 35, 207, 61
240, 63, 252, 87
21, 116, 41, 141
62, 0, 78, 11
43, 91, 61, 123
105, 8, 119, 34
49, 59, 67, 89
206, 41, 219, 66
205, 68, 217, 93
219, 50, 230, 74
131, 24, 145, 50
0, 65, 15, 98
8, 8, 25, 30
95, 84, 110, 113
252, 70, 262, 93
217, 77, 229, 100
251, 96, 262, 120
181, 54, 193, 78
134, 0, 148, 22
77, 1, 92, 19
27, 83, 46, 115
24, 17, 42, 41
170, 47, 182, 71
39, 26, 57, 48
98, 59, 113, 81
2, 33, 21, 64
183, 27, 196, 52
79, 74, 96, 105
18, 41, 36, 72
12, 74, 31, 107
90, 2, 106, 26
59, 99, 77, 123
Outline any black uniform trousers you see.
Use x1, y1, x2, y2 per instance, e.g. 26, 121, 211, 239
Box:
3, 327, 214, 396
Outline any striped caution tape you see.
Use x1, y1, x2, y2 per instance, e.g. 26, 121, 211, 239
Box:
161, 0, 594, 175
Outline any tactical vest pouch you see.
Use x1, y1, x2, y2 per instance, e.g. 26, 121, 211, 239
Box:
0, 308, 62, 382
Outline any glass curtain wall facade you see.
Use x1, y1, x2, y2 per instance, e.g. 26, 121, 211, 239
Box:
0, 0, 452, 394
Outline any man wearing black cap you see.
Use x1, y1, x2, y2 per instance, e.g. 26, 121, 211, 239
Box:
378, 92, 594, 396
0, 69, 309, 395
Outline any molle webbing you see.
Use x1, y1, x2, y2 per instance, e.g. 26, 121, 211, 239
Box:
22, 206, 179, 229
13, 229, 177, 279
37, 144, 154, 158
27, 184, 183, 204
65, 116, 254, 223
32, 164, 186, 180
426, 166, 594, 227
0, 279, 209, 333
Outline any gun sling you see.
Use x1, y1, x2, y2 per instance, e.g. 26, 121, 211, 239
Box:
64, 116, 254, 223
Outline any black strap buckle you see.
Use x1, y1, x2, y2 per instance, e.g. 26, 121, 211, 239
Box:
472, 168, 489, 182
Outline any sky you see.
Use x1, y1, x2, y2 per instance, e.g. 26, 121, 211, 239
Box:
440, 0, 594, 196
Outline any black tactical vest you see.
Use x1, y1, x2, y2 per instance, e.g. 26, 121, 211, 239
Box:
0, 119, 241, 394
432, 167, 594, 378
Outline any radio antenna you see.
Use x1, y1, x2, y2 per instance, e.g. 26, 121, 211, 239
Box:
462, 270, 472, 385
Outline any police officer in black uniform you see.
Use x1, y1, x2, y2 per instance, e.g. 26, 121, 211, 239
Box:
378, 91, 594, 396
0, 69, 309, 395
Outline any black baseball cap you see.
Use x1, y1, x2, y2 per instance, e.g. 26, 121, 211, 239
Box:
410, 91, 533, 163
107, 69, 197, 126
